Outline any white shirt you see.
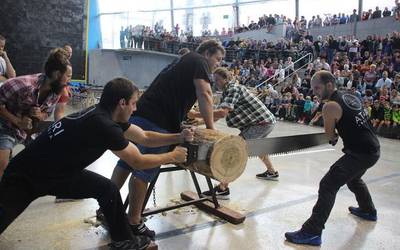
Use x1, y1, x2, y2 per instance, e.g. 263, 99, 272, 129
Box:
0, 57, 6, 77
375, 78, 392, 89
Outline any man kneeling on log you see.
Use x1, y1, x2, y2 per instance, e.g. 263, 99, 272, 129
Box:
189, 67, 278, 199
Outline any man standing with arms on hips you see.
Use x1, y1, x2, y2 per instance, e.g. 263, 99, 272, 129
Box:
285, 71, 380, 246
107, 40, 224, 239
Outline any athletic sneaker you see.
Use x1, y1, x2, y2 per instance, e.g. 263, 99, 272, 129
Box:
349, 206, 377, 221
202, 186, 230, 200
285, 229, 322, 246
130, 220, 156, 240
108, 236, 150, 250
256, 170, 279, 180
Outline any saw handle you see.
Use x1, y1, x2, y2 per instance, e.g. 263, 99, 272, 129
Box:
329, 133, 339, 146
181, 142, 199, 165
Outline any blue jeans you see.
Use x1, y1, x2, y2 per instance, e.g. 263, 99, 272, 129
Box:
116, 116, 170, 183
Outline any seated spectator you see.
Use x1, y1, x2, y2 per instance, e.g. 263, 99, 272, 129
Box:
378, 101, 392, 133
392, 73, 400, 90
370, 99, 385, 128
301, 96, 313, 124
309, 101, 325, 126
392, 104, 400, 128
363, 89, 374, 104
293, 93, 305, 123
375, 71, 393, 91
364, 100, 372, 118
363, 64, 377, 92
390, 89, 400, 105
0, 35, 16, 84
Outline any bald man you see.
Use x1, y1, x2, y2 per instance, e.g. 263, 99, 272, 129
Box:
285, 71, 380, 246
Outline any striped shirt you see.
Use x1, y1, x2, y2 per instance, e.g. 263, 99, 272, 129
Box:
219, 82, 276, 130
0, 73, 60, 140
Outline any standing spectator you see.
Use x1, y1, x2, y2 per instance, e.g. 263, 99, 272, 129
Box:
382, 7, 392, 17
315, 15, 323, 27
0, 48, 72, 178
120, 26, 126, 49
0, 35, 16, 84
349, 9, 359, 22
339, 13, 347, 24
372, 6, 382, 19
395, 0, 400, 20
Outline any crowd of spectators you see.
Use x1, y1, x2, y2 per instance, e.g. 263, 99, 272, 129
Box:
222, 31, 400, 139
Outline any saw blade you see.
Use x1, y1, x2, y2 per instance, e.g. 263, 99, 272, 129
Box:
246, 132, 329, 157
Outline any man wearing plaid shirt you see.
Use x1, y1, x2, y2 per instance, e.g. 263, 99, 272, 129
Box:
190, 67, 278, 199
0, 48, 72, 178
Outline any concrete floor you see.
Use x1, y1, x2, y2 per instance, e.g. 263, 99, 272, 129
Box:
0, 119, 399, 250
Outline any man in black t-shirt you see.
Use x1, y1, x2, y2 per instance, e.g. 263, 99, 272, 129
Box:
286, 71, 380, 246
0, 78, 193, 249
109, 40, 225, 239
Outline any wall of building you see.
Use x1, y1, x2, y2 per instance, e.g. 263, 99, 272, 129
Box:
0, 0, 87, 80
89, 49, 178, 89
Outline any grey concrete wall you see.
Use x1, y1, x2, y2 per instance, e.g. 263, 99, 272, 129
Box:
88, 49, 178, 89
0, 0, 87, 80
225, 24, 286, 42
308, 16, 400, 39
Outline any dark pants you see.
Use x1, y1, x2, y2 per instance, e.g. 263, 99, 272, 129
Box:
302, 150, 380, 234
0, 169, 133, 242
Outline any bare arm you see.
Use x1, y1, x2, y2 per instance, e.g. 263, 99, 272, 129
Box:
188, 107, 231, 121
194, 79, 215, 129
322, 101, 342, 144
124, 124, 193, 147
54, 103, 66, 121
1, 52, 16, 79
0, 105, 31, 129
112, 142, 187, 170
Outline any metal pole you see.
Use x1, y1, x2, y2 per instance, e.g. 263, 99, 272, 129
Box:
354, 0, 363, 38
235, 0, 239, 28
295, 0, 299, 19
170, 0, 175, 32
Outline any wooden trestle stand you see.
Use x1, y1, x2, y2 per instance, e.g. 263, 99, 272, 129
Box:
123, 128, 248, 225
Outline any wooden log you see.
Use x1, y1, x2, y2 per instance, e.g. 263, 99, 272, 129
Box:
179, 128, 248, 183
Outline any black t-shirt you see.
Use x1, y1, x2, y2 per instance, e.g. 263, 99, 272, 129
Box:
330, 91, 380, 154
7, 106, 130, 177
134, 52, 212, 132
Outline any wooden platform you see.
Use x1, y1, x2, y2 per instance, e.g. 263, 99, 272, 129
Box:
180, 191, 246, 224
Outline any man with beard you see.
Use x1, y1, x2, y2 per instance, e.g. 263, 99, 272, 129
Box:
0, 48, 72, 178
285, 71, 380, 246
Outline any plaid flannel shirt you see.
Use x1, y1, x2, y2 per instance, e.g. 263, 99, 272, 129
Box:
219, 82, 276, 130
0, 73, 60, 140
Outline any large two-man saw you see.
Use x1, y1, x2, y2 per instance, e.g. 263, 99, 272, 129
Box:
184, 132, 329, 164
